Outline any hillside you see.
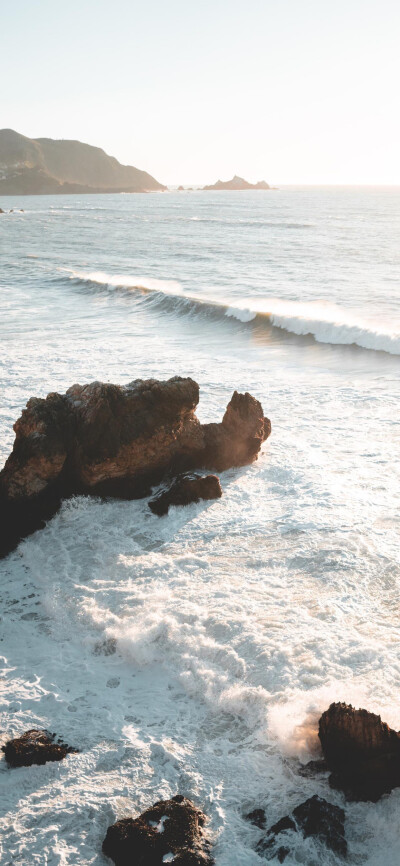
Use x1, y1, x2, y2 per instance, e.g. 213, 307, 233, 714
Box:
202, 175, 270, 190
0, 130, 166, 194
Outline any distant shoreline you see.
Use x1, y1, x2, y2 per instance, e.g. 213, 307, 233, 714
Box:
2, 184, 400, 198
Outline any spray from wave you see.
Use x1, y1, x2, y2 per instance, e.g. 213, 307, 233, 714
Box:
65, 269, 400, 356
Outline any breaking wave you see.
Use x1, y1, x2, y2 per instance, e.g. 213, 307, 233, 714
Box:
66, 269, 400, 356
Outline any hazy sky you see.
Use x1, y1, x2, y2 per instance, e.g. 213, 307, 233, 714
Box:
2, 0, 400, 184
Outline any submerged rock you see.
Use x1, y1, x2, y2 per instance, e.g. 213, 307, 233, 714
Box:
102, 795, 213, 866
149, 473, 222, 516
2, 729, 77, 768
319, 701, 400, 801
257, 795, 347, 861
0, 377, 270, 557
244, 808, 266, 829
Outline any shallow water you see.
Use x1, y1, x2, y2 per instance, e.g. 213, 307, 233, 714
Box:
0, 190, 399, 865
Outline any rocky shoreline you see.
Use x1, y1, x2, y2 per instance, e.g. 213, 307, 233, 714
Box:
3, 702, 400, 861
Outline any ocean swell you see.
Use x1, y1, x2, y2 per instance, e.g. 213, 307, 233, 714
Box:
66, 269, 400, 356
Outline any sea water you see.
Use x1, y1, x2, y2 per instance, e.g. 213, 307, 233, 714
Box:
0, 189, 399, 865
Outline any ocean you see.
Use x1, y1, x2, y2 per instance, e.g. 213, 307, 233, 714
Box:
0, 189, 399, 865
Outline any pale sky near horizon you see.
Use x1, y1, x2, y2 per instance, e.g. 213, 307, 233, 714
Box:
1, 0, 400, 185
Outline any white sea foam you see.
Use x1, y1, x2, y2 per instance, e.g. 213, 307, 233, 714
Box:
266, 299, 400, 355
1, 190, 400, 865
225, 306, 257, 323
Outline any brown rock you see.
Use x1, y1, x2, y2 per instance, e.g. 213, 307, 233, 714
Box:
102, 795, 213, 866
149, 473, 222, 516
0, 377, 270, 557
202, 391, 269, 472
2, 729, 77, 768
319, 701, 400, 801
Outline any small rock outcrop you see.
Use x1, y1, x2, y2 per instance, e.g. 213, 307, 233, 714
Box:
202, 391, 270, 472
0, 377, 270, 557
257, 796, 347, 861
2, 729, 77, 768
202, 175, 271, 191
102, 795, 213, 866
149, 473, 222, 516
319, 701, 400, 801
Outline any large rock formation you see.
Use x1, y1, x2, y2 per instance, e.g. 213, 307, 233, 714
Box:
256, 796, 347, 861
2, 729, 77, 768
319, 702, 400, 801
0, 129, 166, 194
102, 795, 213, 866
0, 377, 270, 557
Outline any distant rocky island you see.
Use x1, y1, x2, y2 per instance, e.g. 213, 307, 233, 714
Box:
0, 129, 166, 195
202, 174, 271, 190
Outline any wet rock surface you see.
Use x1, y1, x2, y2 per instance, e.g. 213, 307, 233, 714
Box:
319, 701, 400, 801
2, 729, 77, 768
149, 473, 222, 516
102, 795, 213, 866
0, 377, 269, 557
257, 795, 347, 861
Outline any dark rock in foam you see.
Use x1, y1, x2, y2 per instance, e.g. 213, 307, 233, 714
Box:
319, 701, 400, 801
0, 377, 270, 557
102, 795, 213, 866
244, 808, 266, 829
257, 795, 347, 861
149, 473, 222, 516
2, 729, 77, 768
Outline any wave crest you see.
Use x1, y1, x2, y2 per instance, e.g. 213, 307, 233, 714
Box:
66, 269, 400, 356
